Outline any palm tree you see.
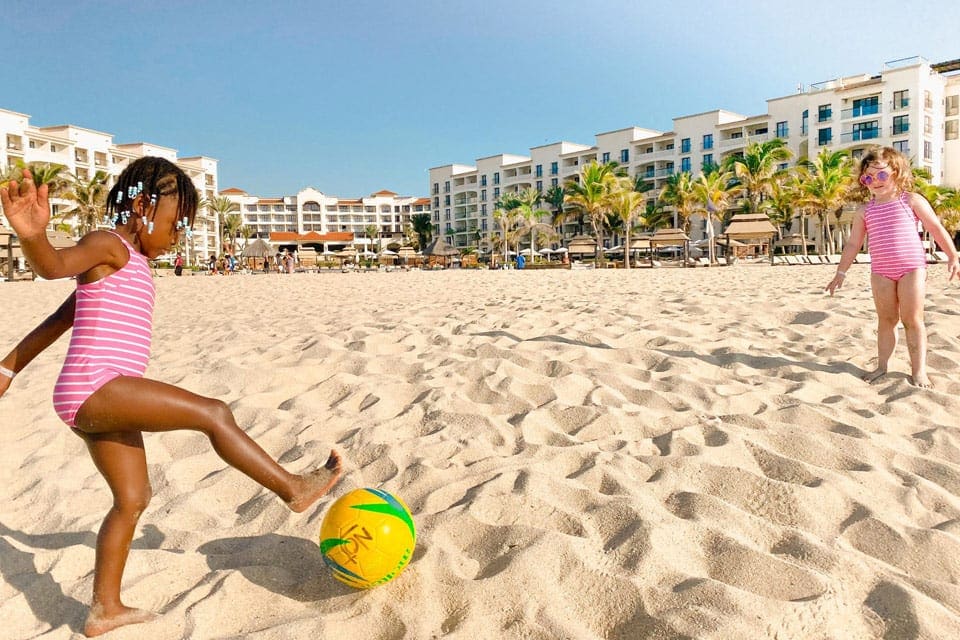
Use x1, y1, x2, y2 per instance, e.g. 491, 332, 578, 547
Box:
364, 223, 380, 255
609, 178, 646, 269
493, 195, 520, 265
658, 171, 697, 233
693, 168, 741, 264
410, 213, 432, 250
513, 187, 552, 258
765, 176, 801, 254
799, 149, 854, 254
725, 138, 792, 215
203, 196, 240, 255
564, 161, 619, 266
64, 170, 110, 236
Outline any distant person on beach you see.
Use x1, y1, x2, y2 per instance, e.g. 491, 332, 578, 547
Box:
173, 251, 183, 276
208, 253, 217, 274
825, 146, 960, 387
263, 256, 270, 273
0, 158, 342, 637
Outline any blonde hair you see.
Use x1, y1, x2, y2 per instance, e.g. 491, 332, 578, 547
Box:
859, 146, 913, 194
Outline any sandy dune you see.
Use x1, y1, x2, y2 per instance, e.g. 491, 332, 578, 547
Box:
2, 263, 960, 639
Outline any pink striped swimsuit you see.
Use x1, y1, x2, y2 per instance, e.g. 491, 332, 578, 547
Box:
53, 233, 155, 427
863, 192, 927, 281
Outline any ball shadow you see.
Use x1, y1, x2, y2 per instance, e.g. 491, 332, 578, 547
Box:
197, 533, 357, 601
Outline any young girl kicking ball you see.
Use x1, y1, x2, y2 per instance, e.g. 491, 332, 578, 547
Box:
0, 158, 342, 636
825, 146, 960, 387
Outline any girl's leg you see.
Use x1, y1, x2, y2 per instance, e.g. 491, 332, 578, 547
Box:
81, 430, 157, 637
867, 273, 900, 382
74, 376, 341, 511
897, 269, 931, 387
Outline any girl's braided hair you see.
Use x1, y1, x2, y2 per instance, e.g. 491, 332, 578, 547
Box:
106, 157, 199, 227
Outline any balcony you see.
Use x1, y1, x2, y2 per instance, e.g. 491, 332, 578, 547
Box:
840, 129, 880, 143
841, 104, 881, 120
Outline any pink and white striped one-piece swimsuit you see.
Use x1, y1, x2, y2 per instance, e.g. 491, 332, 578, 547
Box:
53, 233, 155, 427
863, 192, 927, 281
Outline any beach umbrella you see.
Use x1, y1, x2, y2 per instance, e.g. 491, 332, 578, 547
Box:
241, 238, 274, 258
538, 248, 554, 255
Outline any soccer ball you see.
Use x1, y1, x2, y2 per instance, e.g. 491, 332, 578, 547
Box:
319, 488, 416, 589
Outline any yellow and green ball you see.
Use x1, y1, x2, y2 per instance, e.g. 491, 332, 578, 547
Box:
319, 488, 416, 589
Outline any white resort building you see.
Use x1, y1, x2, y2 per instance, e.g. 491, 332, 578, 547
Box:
429, 56, 960, 250
0, 107, 220, 264
220, 187, 431, 253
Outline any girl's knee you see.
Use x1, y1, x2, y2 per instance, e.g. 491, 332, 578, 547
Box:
199, 397, 236, 433
115, 484, 152, 516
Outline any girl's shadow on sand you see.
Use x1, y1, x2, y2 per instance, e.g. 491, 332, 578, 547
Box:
0, 522, 169, 634
197, 534, 359, 601
0, 522, 168, 634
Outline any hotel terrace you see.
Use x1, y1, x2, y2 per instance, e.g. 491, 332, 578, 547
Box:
429, 56, 960, 250
0, 107, 220, 263
220, 188, 432, 253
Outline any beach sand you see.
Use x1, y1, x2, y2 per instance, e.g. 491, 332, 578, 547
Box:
2, 263, 960, 639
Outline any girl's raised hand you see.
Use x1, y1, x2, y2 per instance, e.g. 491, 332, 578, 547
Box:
0, 169, 51, 240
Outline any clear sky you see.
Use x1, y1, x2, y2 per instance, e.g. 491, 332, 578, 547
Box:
2, 0, 958, 198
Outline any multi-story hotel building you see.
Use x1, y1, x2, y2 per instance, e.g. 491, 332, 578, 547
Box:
221, 187, 431, 252
1, 107, 220, 264
429, 56, 960, 248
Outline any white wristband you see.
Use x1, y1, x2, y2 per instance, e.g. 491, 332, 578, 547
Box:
836, 271, 846, 278
0, 365, 14, 379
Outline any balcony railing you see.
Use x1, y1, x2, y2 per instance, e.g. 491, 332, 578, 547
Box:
841, 104, 881, 120
891, 124, 910, 135
840, 129, 880, 143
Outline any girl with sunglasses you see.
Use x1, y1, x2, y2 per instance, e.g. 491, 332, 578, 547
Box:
825, 146, 959, 387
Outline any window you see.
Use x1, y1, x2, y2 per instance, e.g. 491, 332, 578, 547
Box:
433, 196, 439, 207
680, 157, 691, 172
892, 115, 909, 135
536, 180, 542, 191
924, 140, 932, 160
947, 95, 959, 117
601, 152, 610, 163
481, 175, 487, 186
776, 121, 788, 138
801, 109, 809, 136
818, 127, 832, 146
444, 181, 450, 193
681, 138, 691, 153
893, 140, 910, 155
702, 134, 713, 150
493, 172, 500, 185
494, 187, 500, 199
535, 164, 542, 177
924, 90, 933, 109
481, 189, 486, 202
701, 154, 713, 169
433, 182, 439, 194
778, 162, 789, 171
444, 209, 450, 220
852, 96, 879, 117
481, 204, 487, 216
852, 120, 879, 141
947, 120, 959, 141
620, 149, 629, 163
550, 162, 558, 175
818, 104, 832, 122
893, 90, 909, 110
551, 177, 558, 187
925, 115, 933, 135
444, 195, 450, 206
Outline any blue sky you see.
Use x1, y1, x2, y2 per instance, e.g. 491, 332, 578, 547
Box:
2, 1, 958, 197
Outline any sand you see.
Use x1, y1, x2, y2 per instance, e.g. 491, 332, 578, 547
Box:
2, 263, 960, 639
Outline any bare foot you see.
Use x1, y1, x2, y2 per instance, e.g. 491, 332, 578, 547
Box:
911, 373, 933, 388
287, 450, 343, 513
84, 604, 157, 637
862, 367, 888, 383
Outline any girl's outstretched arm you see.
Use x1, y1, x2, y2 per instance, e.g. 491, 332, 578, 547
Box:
0, 293, 76, 398
826, 207, 867, 296
909, 192, 960, 281
1, 170, 126, 280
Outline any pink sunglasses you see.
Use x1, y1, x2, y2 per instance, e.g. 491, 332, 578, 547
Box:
859, 170, 889, 186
